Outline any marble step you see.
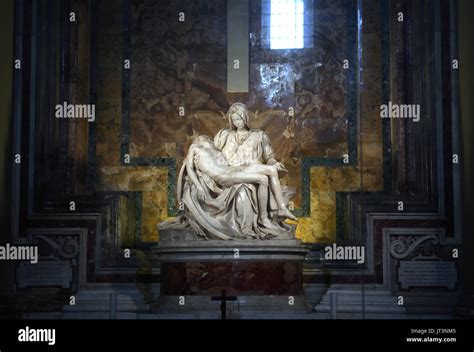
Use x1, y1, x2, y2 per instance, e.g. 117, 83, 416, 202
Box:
23, 312, 141, 319
319, 312, 452, 319
24, 311, 451, 320
62, 312, 141, 319
156, 295, 312, 313
321, 289, 393, 296
315, 304, 405, 313
319, 290, 398, 301
70, 295, 148, 302
74, 290, 147, 299
315, 312, 406, 319
315, 289, 406, 316
63, 289, 151, 313
143, 312, 308, 319
63, 311, 320, 319
36, 311, 316, 320
63, 303, 150, 312
316, 284, 389, 291
320, 296, 399, 304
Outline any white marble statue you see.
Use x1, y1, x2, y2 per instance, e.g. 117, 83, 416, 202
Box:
159, 103, 296, 240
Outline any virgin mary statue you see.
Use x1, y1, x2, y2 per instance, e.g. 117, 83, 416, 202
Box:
158, 103, 296, 240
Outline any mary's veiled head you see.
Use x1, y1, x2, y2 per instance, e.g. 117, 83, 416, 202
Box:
227, 103, 250, 130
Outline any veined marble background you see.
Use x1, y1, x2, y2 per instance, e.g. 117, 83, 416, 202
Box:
94, 0, 384, 243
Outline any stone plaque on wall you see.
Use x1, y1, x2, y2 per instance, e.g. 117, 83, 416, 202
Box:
398, 261, 457, 289
17, 261, 73, 288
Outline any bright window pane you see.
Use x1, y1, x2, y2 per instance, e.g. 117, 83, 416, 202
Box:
270, 0, 305, 49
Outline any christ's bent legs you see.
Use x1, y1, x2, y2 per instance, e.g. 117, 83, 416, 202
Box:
219, 171, 280, 227
257, 182, 269, 221
257, 185, 280, 229
240, 165, 297, 220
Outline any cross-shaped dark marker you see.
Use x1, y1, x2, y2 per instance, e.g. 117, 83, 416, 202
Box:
211, 289, 237, 320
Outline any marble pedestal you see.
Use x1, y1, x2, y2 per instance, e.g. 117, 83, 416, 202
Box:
152, 229, 311, 317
